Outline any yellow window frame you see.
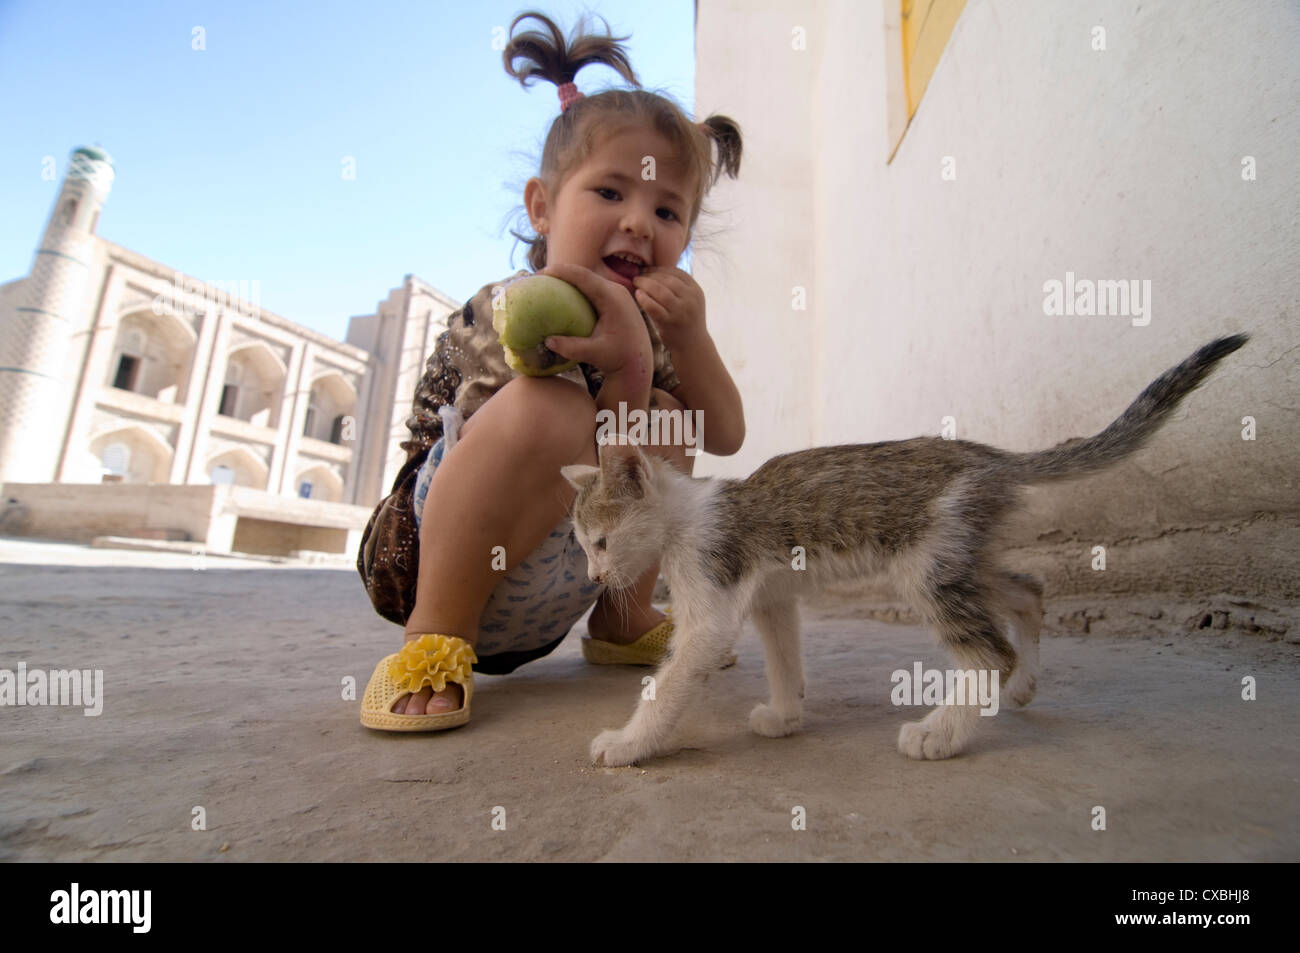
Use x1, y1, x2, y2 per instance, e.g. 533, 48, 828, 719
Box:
886, 0, 967, 160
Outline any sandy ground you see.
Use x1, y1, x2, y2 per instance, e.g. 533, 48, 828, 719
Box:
1, 536, 1296, 862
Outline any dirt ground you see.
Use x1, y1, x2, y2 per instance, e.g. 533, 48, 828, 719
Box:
1, 537, 1296, 862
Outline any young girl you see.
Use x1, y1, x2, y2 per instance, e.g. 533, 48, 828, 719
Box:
358, 10, 745, 730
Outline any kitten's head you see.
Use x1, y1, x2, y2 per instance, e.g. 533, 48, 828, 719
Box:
560, 442, 664, 590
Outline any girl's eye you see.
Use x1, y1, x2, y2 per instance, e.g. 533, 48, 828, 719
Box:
597, 187, 679, 222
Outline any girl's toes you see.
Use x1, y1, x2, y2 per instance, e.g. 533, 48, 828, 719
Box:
409, 687, 434, 714
390, 686, 460, 715
427, 693, 454, 712
427, 686, 462, 712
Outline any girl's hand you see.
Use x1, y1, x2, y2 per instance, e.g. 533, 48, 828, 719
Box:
539, 263, 652, 382
631, 266, 706, 350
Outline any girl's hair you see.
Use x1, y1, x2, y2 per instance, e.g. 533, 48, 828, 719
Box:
501, 10, 742, 271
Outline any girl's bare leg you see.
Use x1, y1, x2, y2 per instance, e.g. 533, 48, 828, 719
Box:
586, 388, 695, 644
395, 375, 599, 714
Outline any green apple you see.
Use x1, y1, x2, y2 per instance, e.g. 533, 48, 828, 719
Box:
492, 275, 598, 376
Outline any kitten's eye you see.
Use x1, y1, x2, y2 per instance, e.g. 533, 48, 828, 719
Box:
595, 536, 607, 551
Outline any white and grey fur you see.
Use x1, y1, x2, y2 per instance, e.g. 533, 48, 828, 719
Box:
561, 335, 1248, 765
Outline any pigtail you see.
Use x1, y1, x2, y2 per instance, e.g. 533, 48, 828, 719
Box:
502, 10, 641, 93
499, 11, 740, 271
699, 114, 743, 186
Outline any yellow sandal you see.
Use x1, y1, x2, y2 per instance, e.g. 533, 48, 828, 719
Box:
582, 607, 737, 668
581, 613, 675, 666
360, 633, 477, 731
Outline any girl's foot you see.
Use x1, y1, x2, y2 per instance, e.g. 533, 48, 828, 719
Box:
586, 601, 667, 646
390, 634, 466, 715
392, 683, 463, 715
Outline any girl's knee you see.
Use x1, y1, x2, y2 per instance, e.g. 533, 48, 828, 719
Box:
466, 375, 596, 457
650, 387, 684, 413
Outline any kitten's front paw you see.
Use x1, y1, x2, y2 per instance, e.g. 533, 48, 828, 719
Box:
590, 728, 645, 767
1006, 672, 1037, 707
897, 719, 958, 760
749, 703, 801, 738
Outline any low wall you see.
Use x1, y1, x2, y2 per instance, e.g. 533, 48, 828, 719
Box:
0, 482, 371, 557
0, 482, 222, 544
231, 517, 355, 557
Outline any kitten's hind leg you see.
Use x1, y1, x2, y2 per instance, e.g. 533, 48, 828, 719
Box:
994, 571, 1044, 707
899, 576, 1017, 760
748, 591, 805, 738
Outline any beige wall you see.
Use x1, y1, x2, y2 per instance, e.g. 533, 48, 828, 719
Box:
230, 518, 352, 557
1, 483, 228, 546
694, 0, 1299, 597
0, 482, 372, 557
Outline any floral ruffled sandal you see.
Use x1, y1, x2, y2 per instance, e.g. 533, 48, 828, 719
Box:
360, 634, 477, 731
581, 612, 675, 666
582, 606, 737, 668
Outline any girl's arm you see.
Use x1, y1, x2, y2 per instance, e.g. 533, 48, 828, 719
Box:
632, 268, 745, 457
666, 326, 745, 457
539, 263, 654, 418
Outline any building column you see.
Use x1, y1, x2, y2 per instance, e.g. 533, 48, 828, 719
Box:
354, 314, 396, 507
341, 367, 370, 504
56, 264, 124, 481
170, 307, 220, 484
274, 341, 312, 496
185, 309, 232, 484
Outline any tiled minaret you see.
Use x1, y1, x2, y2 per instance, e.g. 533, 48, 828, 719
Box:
0, 146, 115, 484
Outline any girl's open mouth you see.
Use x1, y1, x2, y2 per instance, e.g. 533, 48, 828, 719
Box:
602, 255, 642, 288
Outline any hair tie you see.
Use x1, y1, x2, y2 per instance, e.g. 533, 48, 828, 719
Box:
558, 81, 584, 112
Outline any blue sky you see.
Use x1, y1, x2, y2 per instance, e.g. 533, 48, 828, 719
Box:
0, 0, 695, 341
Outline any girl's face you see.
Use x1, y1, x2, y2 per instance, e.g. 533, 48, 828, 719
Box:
526, 124, 697, 294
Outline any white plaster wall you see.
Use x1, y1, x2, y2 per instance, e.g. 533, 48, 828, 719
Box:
692, 1, 827, 474
695, 0, 1299, 547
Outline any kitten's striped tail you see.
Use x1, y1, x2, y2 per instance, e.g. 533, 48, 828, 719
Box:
1003, 333, 1249, 485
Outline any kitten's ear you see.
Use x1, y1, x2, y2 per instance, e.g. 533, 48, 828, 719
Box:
599, 442, 648, 498
560, 464, 600, 491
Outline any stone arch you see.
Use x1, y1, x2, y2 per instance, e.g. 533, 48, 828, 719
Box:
304, 371, 357, 443
221, 342, 286, 427
294, 464, 344, 503
106, 308, 197, 403
89, 425, 173, 484
206, 446, 269, 490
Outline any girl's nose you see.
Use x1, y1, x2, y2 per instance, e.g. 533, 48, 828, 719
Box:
621, 211, 652, 241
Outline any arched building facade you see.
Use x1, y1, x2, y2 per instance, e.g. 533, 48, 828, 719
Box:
0, 147, 461, 555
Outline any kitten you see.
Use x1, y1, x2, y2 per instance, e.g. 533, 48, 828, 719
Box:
561, 335, 1248, 766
